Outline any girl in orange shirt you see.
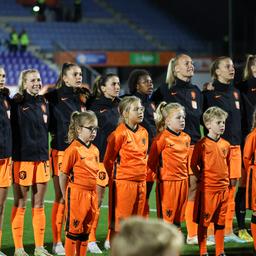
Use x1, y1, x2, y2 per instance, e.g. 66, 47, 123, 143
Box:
148, 102, 190, 229
104, 96, 148, 241
60, 111, 99, 256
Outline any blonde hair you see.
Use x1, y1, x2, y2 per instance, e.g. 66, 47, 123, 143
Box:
111, 216, 184, 256
155, 102, 185, 133
210, 56, 231, 80
67, 111, 97, 143
166, 54, 188, 88
243, 54, 256, 81
18, 69, 39, 95
118, 96, 141, 124
203, 106, 228, 127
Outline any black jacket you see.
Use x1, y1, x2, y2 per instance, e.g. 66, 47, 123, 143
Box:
0, 88, 12, 158
134, 92, 156, 148
203, 80, 242, 145
152, 79, 203, 144
237, 77, 256, 138
88, 96, 120, 162
11, 91, 49, 161
46, 85, 82, 151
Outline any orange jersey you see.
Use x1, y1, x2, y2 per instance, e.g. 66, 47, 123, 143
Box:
191, 136, 230, 191
104, 123, 148, 181
148, 128, 191, 181
243, 128, 256, 171
61, 139, 99, 190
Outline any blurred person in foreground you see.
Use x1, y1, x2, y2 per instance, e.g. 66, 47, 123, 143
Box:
111, 217, 183, 256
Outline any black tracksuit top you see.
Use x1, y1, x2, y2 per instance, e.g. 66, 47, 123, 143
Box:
0, 88, 12, 159
203, 80, 242, 145
151, 78, 203, 144
88, 96, 120, 162
46, 85, 82, 151
11, 91, 49, 161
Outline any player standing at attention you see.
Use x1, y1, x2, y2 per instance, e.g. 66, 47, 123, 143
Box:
203, 57, 245, 243
151, 54, 204, 245
44, 63, 83, 255
148, 102, 190, 230
127, 69, 156, 218
60, 111, 99, 256
104, 96, 148, 241
0, 67, 12, 256
192, 107, 230, 256
87, 74, 121, 253
11, 69, 52, 256
243, 110, 256, 251
235, 55, 256, 242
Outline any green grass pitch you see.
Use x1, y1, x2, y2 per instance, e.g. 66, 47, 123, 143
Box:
1, 180, 254, 255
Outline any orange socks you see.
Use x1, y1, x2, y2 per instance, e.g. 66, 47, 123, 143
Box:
88, 208, 100, 242
251, 215, 256, 250
185, 200, 198, 237
52, 202, 65, 244
225, 186, 236, 235
0, 230, 2, 249
11, 207, 25, 249
214, 224, 225, 255
143, 199, 150, 218
32, 208, 45, 247
76, 240, 88, 256
65, 236, 76, 256
198, 224, 207, 255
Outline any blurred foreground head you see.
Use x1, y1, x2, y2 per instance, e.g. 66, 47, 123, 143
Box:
111, 217, 184, 256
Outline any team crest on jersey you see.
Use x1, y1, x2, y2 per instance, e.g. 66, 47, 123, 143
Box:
186, 141, 189, 148
222, 148, 227, 156
19, 171, 27, 180
73, 219, 80, 228
233, 91, 239, 100
41, 103, 47, 113
142, 138, 146, 145
191, 91, 196, 100
98, 171, 106, 180
166, 209, 172, 218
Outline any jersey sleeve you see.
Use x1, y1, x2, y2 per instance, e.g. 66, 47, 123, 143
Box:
243, 133, 256, 171
61, 147, 78, 175
147, 135, 164, 173
190, 141, 202, 177
103, 130, 124, 176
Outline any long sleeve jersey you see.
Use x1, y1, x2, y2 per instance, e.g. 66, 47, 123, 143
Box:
0, 88, 12, 158
11, 91, 49, 161
151, 78, 203, 144
203, 80, 242, 145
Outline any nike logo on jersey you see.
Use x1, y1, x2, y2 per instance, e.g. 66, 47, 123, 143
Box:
214, 95, 221, 99
81, 157, 86, 160
22, 107, 29, 111
99, 109, 107, 113
171, 92, 177, 96
61, 97, 68, 101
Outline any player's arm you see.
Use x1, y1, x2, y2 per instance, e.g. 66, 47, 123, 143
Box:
147, 136, 163, 173
243, 133, 256, 172
103, 131, 124, 176
60, 147, 77, 198
190, 142, 202, 179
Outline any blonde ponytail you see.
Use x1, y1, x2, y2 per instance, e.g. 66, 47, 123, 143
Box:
243, 54, 256, 81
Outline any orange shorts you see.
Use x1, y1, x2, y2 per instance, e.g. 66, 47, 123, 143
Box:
246, 166, 256, 211
156, 179, 188, 224
96, 163, 109, 187
109, 179, 146, 232
65, 183, 97, 234
50, 149, 64, 176
229, 145, 241, 179
194, 188, 229, 227
188, 145, 195, 175
13, 161, 50, 186
0, 157, 12, 187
